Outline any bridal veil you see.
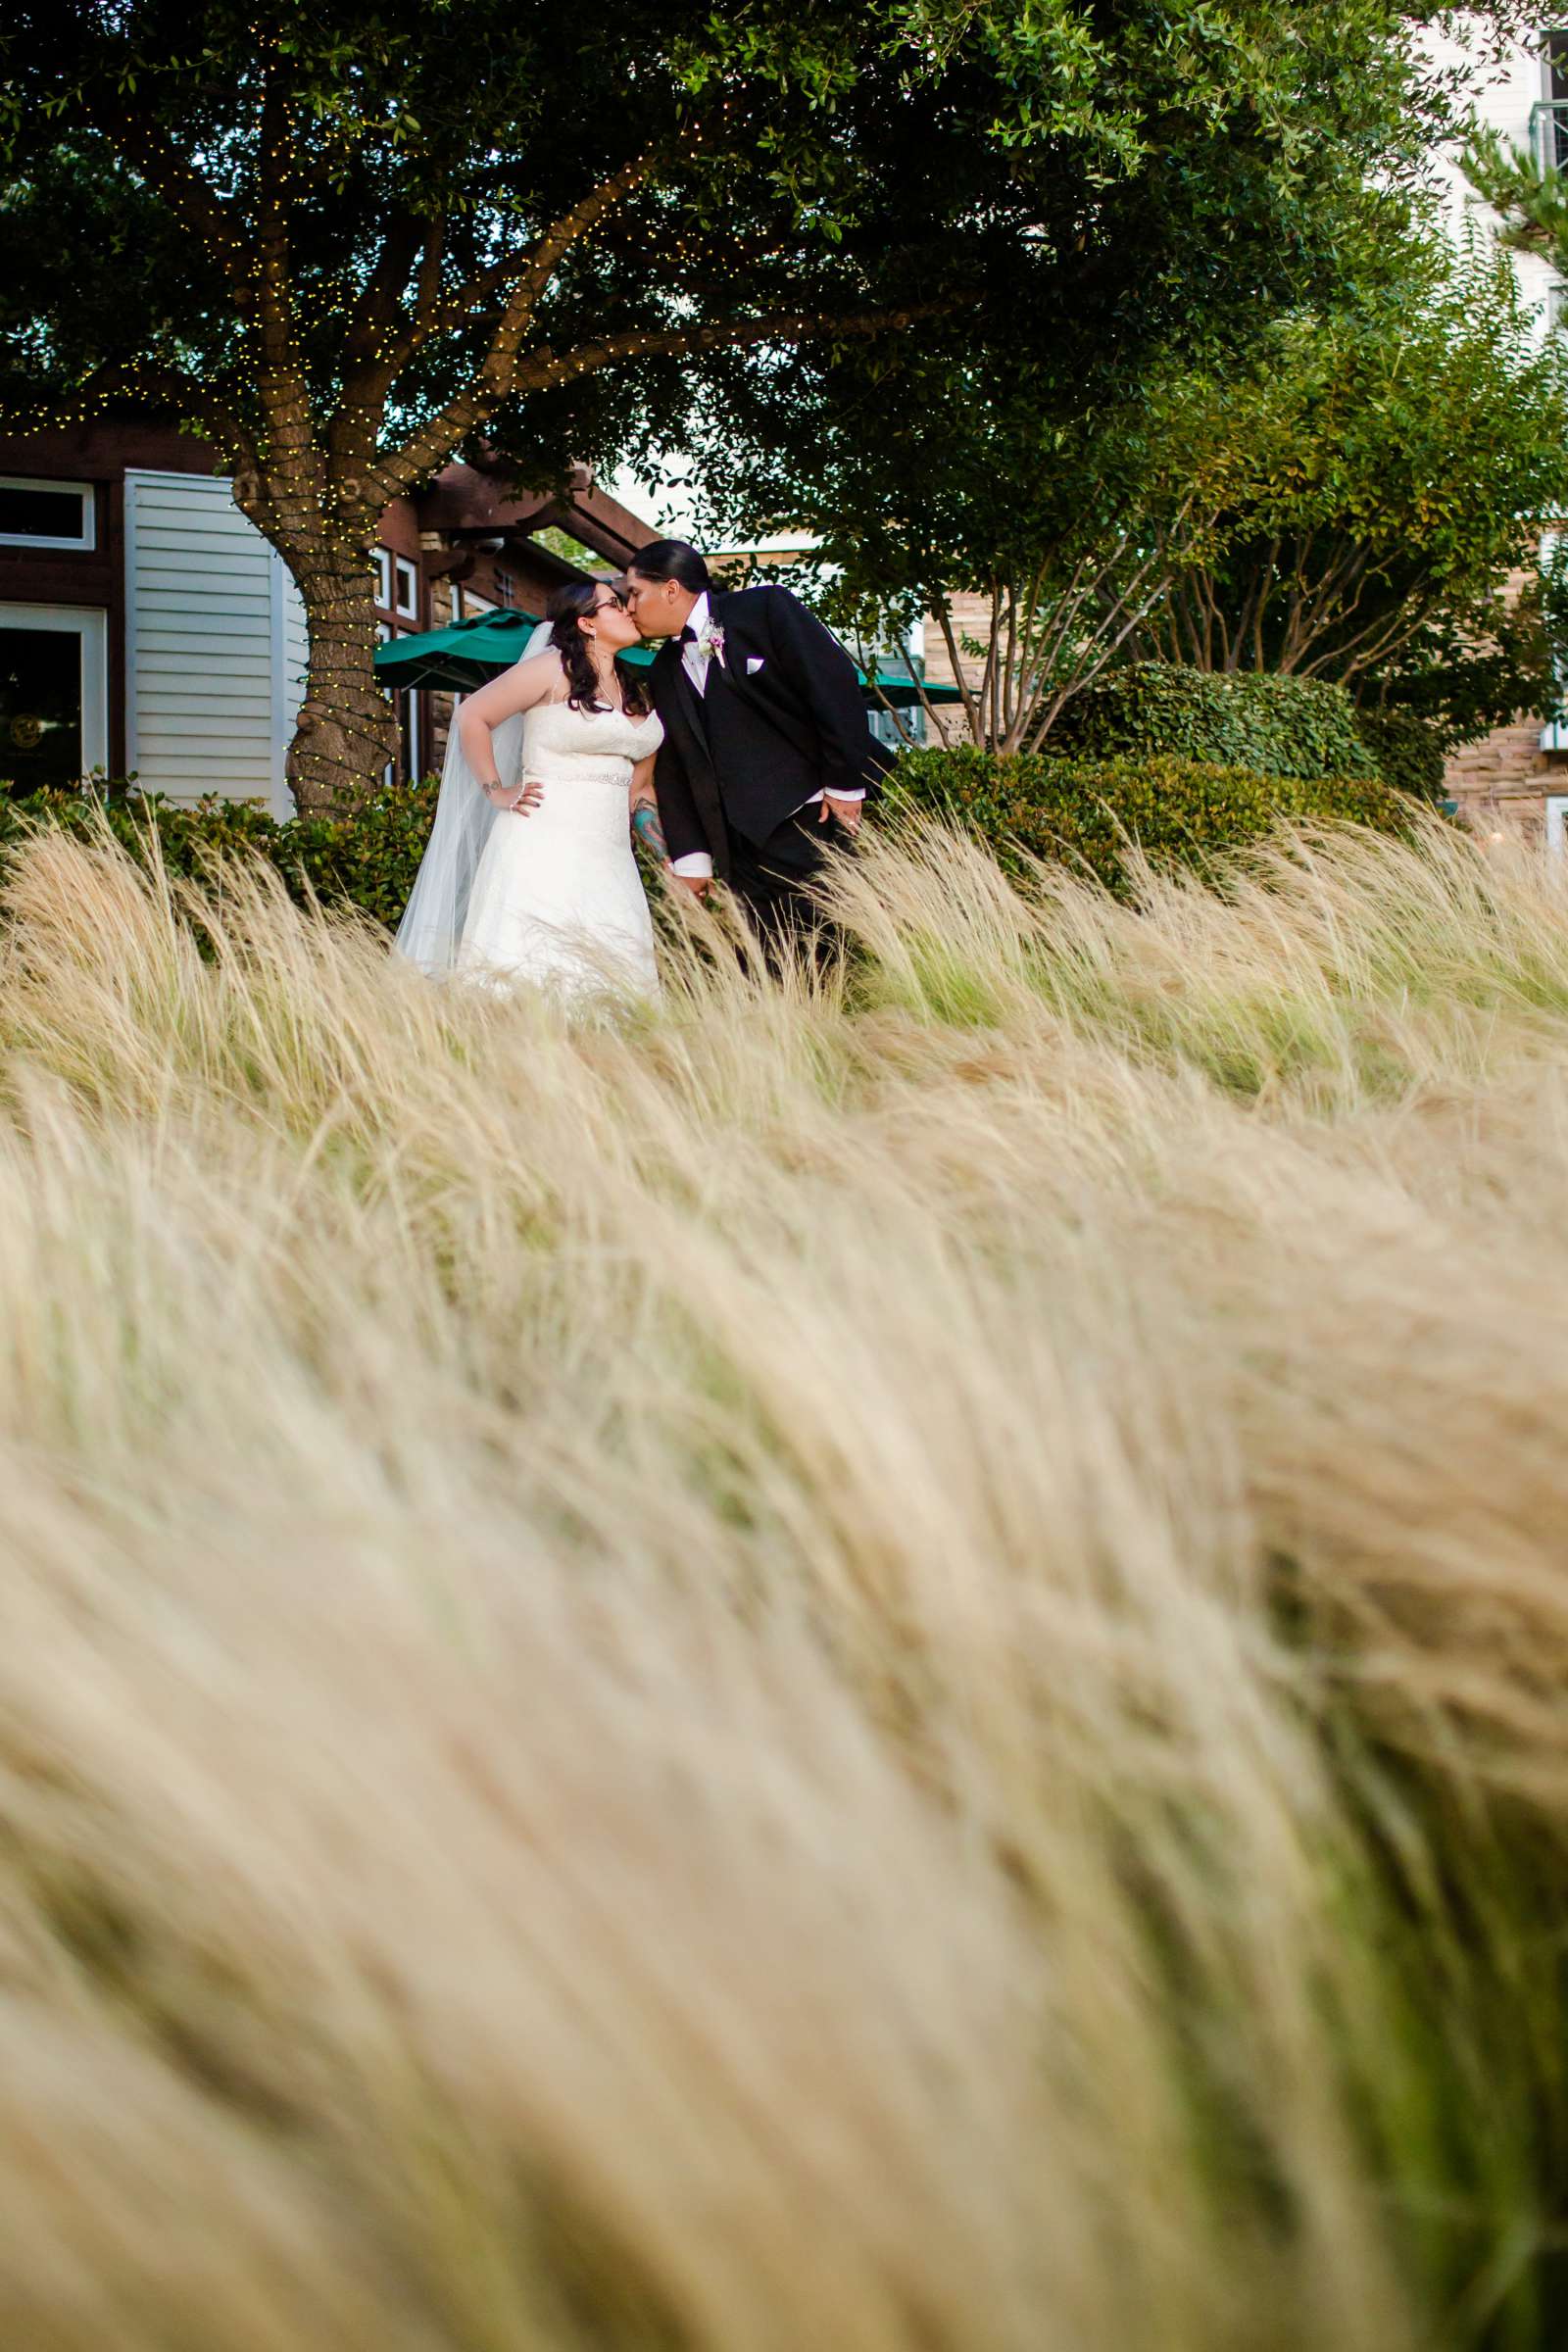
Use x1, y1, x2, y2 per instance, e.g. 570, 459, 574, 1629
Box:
392, 617, 553, 976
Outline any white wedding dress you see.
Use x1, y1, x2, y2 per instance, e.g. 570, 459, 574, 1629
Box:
395, 689, 662, 1005
457, 700, 663, 1003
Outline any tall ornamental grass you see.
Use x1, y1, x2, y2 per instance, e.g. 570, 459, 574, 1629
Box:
2, 809, 1568, 2349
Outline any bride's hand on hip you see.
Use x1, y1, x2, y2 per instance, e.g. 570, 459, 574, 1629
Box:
486, 779, 544, 814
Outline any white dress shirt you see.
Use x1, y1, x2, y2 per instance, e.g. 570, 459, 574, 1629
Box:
667, 591, 864, 881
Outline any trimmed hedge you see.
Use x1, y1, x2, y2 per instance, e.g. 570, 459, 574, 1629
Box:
1047, 662, 1454, 808
3, 742, 1416, 937
890, 745, 1413, 894
1052, 664, 1380, 784
1349, 708, 1448, 804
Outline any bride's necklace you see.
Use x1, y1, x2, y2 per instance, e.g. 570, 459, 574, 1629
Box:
589, 657, 624, 713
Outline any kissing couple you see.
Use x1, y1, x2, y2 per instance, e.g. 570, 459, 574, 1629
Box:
395, 539, 888, 1001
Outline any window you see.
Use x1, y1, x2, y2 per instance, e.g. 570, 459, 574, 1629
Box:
398, 681, 421, 781
493, 568, 515, 610
1542, 529, 1568, 751
0, 477, 96, 552
394, 556, 418, 620
377, 620, 395, 787
376, 618, 420, 787
1542, 34, 1568, 171
1549, 28, 1568, 102
0, 603, 109, 787
455, 587, 495, 620
372, 549, 392, 610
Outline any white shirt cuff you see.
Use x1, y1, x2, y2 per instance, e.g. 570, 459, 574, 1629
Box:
809, 788, 865, 802
670, 852, 714, 878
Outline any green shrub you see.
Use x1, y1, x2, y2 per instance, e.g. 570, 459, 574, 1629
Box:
0, 779, 440, 930
891, 744, 1413, 894
276, 779, 440, 927
3, 746, 1416, 935
1349, 708, 1449, 804
0, 781, 288, 878
1053, 663, 1380, 784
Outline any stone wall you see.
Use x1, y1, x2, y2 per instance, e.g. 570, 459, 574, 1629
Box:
1442, 716, 1567, 849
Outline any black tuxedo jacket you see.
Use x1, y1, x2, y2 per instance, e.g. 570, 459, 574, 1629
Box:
648, 585, 888, 880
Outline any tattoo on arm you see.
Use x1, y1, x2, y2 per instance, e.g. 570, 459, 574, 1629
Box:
631, 802, 669, 862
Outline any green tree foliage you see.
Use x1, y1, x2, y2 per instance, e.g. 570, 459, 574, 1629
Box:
1136, 242, 1568, 738
1463, 116, 1568, 272
689, 195, 1564, 758
0, 3, 1534, 802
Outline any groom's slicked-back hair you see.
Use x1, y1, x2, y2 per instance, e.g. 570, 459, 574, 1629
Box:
627, 538, 711, 596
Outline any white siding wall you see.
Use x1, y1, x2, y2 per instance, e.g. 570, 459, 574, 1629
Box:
1425, 27, 1561, 335
124, 469, 306, 815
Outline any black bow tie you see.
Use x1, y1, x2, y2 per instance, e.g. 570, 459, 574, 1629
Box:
677, 624, 698, 644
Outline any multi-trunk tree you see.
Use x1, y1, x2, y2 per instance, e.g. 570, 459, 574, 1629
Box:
1135, 246, 1568, 725
3, 1, 1529, 804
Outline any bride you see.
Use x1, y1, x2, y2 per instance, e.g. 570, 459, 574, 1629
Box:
394, 582, 669, 1003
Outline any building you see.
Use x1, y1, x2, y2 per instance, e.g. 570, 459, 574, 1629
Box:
1429, 24, 1568, 846
0, 416, 661, 812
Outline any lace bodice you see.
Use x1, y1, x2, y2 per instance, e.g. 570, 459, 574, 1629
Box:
520, 698, 662, 785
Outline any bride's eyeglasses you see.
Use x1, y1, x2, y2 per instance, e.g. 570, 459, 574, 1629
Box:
588, 591, 626, 615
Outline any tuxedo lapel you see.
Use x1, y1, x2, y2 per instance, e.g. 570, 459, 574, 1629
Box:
704, 591, 741, 696
657, 640, 715, 762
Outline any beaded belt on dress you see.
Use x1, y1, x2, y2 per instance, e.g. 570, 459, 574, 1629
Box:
520, 764, 628, 787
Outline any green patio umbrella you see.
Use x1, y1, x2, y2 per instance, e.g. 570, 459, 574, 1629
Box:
373, 608, 556, 691
373, 605, 963, 708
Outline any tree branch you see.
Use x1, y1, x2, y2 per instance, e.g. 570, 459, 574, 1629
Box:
442, 148, 657, 338
80, 362, 256, 469
368, 149, 662, 491
254, 68, 315, 478
1297, 577, 1437, 680
80, 98, 249, 286
855, 633, 920, 750
329, 217, 444, 478
934, 598, 983, 745
375, 296, 961, 500
342, 216, 429, 370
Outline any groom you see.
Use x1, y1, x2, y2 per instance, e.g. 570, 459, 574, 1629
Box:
622, 540, 888, 944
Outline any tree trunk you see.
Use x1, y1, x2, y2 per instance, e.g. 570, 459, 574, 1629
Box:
285, 563, 398, 815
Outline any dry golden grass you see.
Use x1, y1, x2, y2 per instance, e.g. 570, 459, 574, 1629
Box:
2, 809, 1568, 2348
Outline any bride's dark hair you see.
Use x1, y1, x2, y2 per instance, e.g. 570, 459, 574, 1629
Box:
546, 581, 650, 717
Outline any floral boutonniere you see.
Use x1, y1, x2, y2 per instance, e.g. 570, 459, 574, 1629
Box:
701, 624, 727, 672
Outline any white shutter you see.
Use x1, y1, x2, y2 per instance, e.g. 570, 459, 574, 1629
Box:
125, 469, 307, 815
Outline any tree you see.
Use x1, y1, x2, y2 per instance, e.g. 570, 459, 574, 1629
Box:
689, 220, 1568, 755
0, 2, 955, 806
1134, 241, 1568, 732
0, 2, 1531, 804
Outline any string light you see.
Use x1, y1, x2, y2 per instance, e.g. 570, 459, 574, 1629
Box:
15, 76, 936, 805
